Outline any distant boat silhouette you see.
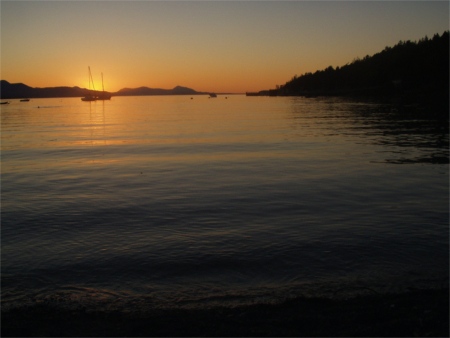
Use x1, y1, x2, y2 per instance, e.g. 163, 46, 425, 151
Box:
81, 67, 111, 101
209, 93, 217, 98
1, 101, 10, 105
81, 66, 97, 101
20, 98, 30, 102
81, 95, 96, 101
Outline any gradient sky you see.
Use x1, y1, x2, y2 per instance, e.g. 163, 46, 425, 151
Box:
1, 1, 448, 93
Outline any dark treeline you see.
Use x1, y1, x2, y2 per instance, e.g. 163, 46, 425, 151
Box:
256, 31, 449, 111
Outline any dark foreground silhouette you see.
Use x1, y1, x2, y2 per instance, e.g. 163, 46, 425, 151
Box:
2, 288, 448, 337
249, 31, 449, 113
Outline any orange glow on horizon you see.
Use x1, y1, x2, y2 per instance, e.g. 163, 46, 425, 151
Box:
1, 1, 448, 94
85, 81, 107, 92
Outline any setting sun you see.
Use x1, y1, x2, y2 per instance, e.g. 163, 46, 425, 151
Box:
84, 78, 106, 92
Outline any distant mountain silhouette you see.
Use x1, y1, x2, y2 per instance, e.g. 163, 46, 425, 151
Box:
0, 80, 93, 99
115, 85, 205, 96
0, 81, 205, 99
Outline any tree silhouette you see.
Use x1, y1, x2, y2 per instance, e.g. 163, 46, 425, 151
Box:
264, 31, 449, 111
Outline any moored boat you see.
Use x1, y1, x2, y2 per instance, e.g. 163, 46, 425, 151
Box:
81, 66, 97, 102
81, 95, 97, 101
96, 93, 111, 100
81, 68, 111, 101
96, 73, 111, 100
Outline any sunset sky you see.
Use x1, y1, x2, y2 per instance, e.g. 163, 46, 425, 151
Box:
1, 1, 448, 93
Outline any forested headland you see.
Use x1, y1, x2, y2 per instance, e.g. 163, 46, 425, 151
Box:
252, 31, 449, 111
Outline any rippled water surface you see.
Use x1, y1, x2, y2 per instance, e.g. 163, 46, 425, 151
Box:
2, 95, 448, 309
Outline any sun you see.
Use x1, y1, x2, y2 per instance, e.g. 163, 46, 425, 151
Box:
86, 81, 105, 91
83, 78, 109, 91
83, 67, 109, 92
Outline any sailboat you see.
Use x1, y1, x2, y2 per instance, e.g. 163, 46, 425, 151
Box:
96, 73, 111, 100
81, 66, 97, 101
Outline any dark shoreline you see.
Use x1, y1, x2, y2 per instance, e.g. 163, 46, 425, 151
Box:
2, 288, 448, 337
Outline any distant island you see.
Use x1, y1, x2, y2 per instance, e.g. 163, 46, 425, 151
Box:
0, 81, 208, 99
248, 31, 449, 111
115, 85, 206, 96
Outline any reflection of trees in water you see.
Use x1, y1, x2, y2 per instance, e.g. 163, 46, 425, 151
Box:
290, 97, 449, 165
350, 103, 448, 164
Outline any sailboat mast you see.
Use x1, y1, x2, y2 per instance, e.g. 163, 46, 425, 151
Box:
89, 66, 96, 92
102, 73, 105, 92
87, 66, 91, 90
81, 66, 97, 101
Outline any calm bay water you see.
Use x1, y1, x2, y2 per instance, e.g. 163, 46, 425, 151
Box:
1, 95, 448, 310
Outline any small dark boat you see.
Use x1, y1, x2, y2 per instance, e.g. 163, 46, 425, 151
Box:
81, 95, 97, 102
96, 93, 111, 100
1, 101, 10, 105
209, 93, 217, 98
20, 99, 30, 102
